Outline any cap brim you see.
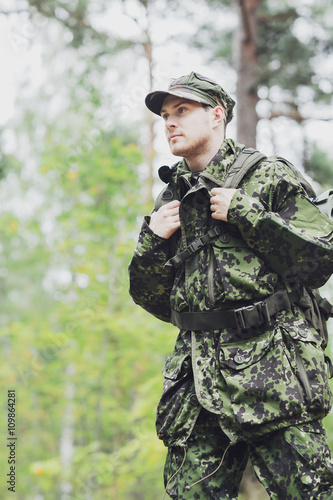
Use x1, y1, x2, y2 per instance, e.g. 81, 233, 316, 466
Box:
145, 90, 211, 115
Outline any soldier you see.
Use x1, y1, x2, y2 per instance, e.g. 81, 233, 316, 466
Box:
128, 72, 333, 499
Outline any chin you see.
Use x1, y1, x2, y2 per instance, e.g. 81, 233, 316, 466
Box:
170, 140, 189, 154
170, 146, 184, 157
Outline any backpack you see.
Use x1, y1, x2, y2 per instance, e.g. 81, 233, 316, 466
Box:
154, 148, 333, 370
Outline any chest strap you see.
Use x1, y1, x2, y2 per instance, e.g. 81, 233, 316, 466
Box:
170, 288, 300, 332
165, 226, 223, 270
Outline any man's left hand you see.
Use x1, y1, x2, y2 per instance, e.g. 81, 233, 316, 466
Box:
210, 188, 237, 222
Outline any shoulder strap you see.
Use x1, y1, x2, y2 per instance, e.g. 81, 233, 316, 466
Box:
223, 150, 319, 201
154, 150, 320, 211
223, 148, 267, 189
155, 150, 265, 209
154, 183, 178, 211
269, 156, 317, 198
154, 163, 180, 212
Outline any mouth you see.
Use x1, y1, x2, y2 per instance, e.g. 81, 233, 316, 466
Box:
169, 134, 182, 142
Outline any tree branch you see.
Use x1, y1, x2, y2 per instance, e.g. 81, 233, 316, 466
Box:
258, 9, 298, 24
268, 111, 305, 123
26, 2, 110, 44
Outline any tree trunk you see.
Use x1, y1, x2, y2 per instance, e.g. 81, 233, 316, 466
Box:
60, 364, 75, 499
235, 0, 262, 147
143, 21, 156, 205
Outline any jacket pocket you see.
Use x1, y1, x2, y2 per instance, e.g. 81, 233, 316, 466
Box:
218, 327, 307, 427
281, 323, 333, 413
162, 353, 190, 380
284, 420, 333, 486
156, 353, 200, 447
219, 330, 271, 370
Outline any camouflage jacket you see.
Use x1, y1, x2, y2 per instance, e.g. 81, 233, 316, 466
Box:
128, 138, 333, 447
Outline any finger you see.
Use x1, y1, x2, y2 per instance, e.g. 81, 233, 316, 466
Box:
166, 206, 180, 216
210, 195, 221, 205
165, 199, 181, 208
157, 200, 180, 214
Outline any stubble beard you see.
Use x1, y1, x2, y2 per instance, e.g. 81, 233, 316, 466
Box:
170, 133, 211, 162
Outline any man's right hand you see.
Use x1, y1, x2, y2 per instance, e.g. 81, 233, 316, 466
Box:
149, 200, 181, 239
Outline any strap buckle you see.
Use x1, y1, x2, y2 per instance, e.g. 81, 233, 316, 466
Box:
188, 227, 223, 254
209, 226, 222, 238
233, 301, 271, 332
188, 237, 205, 254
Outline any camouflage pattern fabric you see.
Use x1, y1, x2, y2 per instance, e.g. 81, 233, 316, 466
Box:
129, 139, 333, 323
156, 308, 333, 448
164, 410, 333, 499
128, 138, 333, 494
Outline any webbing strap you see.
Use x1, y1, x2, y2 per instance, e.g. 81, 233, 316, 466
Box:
170, 289, 300, 332
318, 296, 333, 319
164, 150, 266, 270
164, 226, 223, 269
223, 149, 266, 189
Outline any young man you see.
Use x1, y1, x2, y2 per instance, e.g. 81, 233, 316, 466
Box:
129, 72, 333, 498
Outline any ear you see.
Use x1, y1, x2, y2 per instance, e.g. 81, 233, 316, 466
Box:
211, 106, 225, 129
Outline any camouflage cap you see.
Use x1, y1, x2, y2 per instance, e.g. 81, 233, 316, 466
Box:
145, 71, 236, 123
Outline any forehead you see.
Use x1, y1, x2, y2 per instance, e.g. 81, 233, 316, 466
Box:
160, 95, 202, 114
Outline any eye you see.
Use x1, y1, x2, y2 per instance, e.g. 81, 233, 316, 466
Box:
162, 113, 169, 121
178, 107, 186, 115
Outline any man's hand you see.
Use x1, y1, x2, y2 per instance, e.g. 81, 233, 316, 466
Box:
149, 200, 181, 238
210, 188, 237, 221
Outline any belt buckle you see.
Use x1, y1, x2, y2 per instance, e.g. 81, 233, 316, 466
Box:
256, 300, 271, 325
233, 301, 270, 332
234, 306, 249, 331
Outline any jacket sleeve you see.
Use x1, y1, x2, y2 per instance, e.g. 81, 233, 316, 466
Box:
227, 160, 333, 289
128, 217, 174, 322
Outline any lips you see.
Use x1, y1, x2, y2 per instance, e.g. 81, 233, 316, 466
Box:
169, 134, 182, 142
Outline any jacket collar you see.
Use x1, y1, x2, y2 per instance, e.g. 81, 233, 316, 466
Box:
174, 138, 246, 185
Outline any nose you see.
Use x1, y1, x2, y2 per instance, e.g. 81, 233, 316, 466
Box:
165, 115, 178, 129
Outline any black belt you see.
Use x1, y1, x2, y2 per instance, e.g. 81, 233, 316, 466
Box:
170, 289, 300, 332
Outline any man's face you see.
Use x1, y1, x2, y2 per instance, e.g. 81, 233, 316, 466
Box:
160, 95, 214, 160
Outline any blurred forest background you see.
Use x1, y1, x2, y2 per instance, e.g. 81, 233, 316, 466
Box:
0, 0, 332, 498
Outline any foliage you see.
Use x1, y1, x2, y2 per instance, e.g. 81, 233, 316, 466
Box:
192, 0, 333, 149
308, 145, 333, 189
0, 110, 179, 498
257, 2, 333, 118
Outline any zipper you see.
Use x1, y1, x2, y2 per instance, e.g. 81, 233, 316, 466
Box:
281, 342, 304, 404
208, 247, 215, 306
294, 345, 313, 403
179, 176, 194, 307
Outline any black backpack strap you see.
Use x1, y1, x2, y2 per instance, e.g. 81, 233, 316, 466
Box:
154, 163, 179, 211
164, 226, 223, 269
154, 183, 178, 211
223, 148, 267, 188
155, 150, 266, 210
161, 149, 266, 270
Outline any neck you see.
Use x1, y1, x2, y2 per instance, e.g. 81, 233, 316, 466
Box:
186, 151, 217, 172
186, 135, 225, 172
